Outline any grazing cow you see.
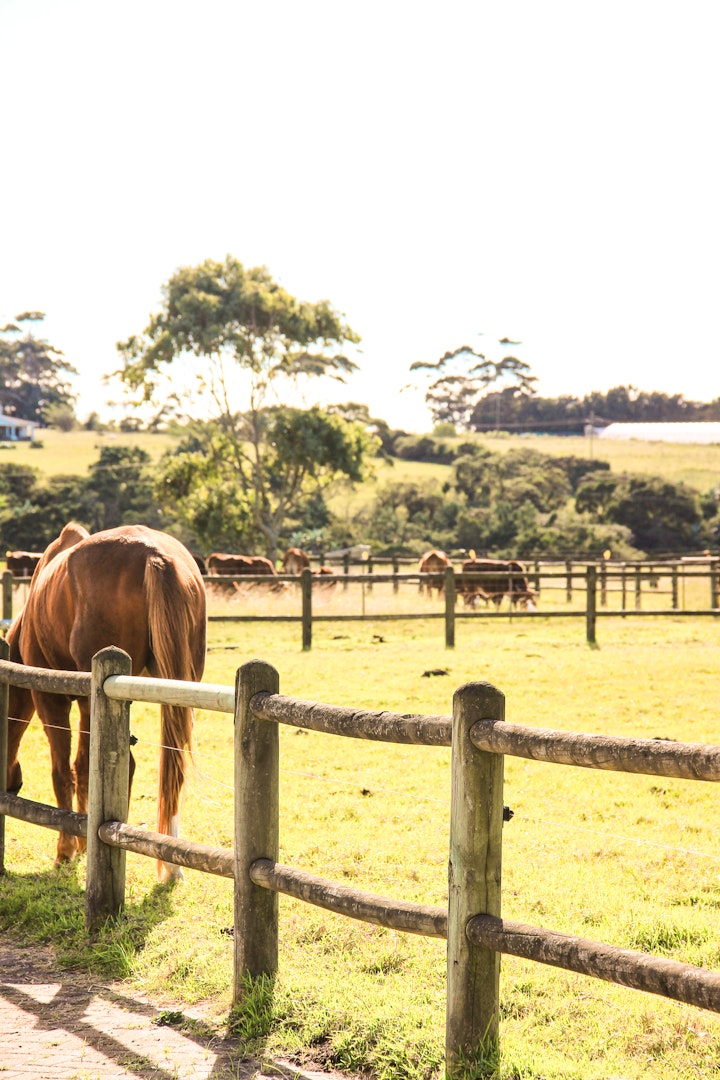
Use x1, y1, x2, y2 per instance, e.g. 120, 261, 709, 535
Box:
282, 547, 311, 575
312, 565, 336, 589
6, 551, 43, 578
458, 559, 536, 610
207, 553, 277, 576
190, 552, 207, 576
418, 549, 450, 597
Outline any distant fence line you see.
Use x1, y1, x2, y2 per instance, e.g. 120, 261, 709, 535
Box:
3, 647, 720, 1072
3, 563, 719, 649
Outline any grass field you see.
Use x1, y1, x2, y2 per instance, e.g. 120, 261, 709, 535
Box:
8, 426, 720, 495
0, 429, 177, 476
3, 595, 720, 1078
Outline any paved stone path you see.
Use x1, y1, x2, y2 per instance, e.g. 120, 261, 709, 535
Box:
0, 943, 352, 1080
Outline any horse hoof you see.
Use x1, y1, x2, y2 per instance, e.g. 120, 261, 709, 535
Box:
159, 862, 184, 884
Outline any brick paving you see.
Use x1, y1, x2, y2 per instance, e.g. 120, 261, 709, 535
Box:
0, 943, 352, 1080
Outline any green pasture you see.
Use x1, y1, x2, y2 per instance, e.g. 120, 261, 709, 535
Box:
3, 596, 720, 1078
474, 432, 720, 495
0, 429, 177, 476
9, 427, 720, 498
332, 431, 720, 520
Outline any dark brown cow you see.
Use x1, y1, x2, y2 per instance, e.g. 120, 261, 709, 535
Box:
312, 565, 336, 589
418, 549, 450, 597
6, 551, 43, 578
458, 559, 536, 610
190, 552, 207, 576
207, 553, 277, 576
282, 547, 311, 574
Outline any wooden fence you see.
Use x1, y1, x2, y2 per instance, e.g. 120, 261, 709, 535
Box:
4, 562, 719, 651
2, 645, 720, 1072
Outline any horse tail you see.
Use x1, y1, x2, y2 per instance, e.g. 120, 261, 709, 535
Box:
144, 552, 206, 842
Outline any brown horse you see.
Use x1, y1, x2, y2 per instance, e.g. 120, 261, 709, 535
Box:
5, 523, 207, 880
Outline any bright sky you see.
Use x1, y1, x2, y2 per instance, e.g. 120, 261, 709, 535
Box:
1, 1, 718, 433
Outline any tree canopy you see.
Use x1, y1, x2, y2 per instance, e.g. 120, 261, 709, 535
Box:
410, 343, 537, 429
0, 312, 77, 423
116, 257, 372, 557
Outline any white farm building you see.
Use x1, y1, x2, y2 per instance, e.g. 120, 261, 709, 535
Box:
598, 422, 720, 445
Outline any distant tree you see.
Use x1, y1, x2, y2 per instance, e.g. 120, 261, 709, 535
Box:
411, 342, 537, 430
86, 445, 161, 531
0, 312, 77, 423
156, 410, 373, 556
603, 475, 705, 552
43, 402, 78, 431
116, 256, 370, 558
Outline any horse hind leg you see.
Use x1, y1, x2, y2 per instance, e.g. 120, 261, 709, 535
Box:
6, 685, 35, 794
33, 691, 78, 863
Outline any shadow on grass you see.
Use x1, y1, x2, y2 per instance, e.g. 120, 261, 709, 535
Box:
0, 859, 179, 977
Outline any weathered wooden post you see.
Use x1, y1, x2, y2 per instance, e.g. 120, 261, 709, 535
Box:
565, 559, 572, 603
532, 559, 540, 596
710, 561, 718, 610
366, 554, 373, 593
671, 564, 679, 610
2, 571, 12, 623
600, 561, 607, 607
392, 556, 399, 594
635, 566, 642, 610
233, 660, 280, 1002
343, 553, 350, 591
300, 567, 312, 651
446, 682, 504, 1076
445, 565, 456, 649
621, 563, 627, 613
586, 565, 597, 645
86, 646, 132, 933
0, 638, 9, 876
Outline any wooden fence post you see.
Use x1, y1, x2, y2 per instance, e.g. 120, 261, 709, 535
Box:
86, 646, 132, 933
366, 555, 373, 593
672, 564, 679, 610
565, 559, 572, 603
301, 568, 312, 651
446, 682, 505, 1075
233, 660, 280, 1001
0, 638, 9, 876
343, 553, 350, 590
392, 556, 399, 594
2, 571, 12, 623
445, 566, 456, 649
586, 565, 597, 645
635, 566, 642, 610
710, 562, 718, 610
600, 562, 607, 607
621, 563, 627, 613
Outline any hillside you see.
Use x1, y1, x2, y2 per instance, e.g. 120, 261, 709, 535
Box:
0, 430, 178, 476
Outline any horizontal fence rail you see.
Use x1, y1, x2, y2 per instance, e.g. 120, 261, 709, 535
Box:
250, 858, 448, 938
250, 691, 452, 745
470, 720, 720, 780
467, 915, 720, 1013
